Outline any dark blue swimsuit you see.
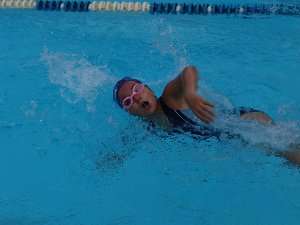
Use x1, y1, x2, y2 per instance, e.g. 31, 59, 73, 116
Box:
159, 97, 261, 139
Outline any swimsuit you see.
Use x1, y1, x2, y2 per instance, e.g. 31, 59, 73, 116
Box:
159, 97, 262, 139
159, 97, 221, 138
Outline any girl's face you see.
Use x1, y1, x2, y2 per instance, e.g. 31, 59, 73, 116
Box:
117, 81, 158, 117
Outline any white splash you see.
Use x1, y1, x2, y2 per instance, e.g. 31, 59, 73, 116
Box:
152, 19, 188, 74
41, 50, 110, 111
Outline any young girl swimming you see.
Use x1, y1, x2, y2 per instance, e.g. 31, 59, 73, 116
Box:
113, 66, 300, 166
113, 66, 271, 128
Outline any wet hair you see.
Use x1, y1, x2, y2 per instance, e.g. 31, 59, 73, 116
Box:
113, 77, 142, 108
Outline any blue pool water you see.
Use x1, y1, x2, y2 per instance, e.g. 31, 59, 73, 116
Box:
1, 1, 300, 224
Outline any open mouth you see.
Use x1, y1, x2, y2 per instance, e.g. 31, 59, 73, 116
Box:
142, 101, 150, 110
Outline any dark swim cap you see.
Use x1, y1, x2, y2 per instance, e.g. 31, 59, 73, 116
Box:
113, 77, 142, 108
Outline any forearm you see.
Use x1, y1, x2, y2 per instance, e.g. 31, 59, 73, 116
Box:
181, 66, 199, 98
162, 66, 215, 123
162, 66, 199, 102
180, 66, 215, 123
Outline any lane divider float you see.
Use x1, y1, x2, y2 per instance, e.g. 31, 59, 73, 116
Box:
1, 0, 35, 8
1, 1, 299, 15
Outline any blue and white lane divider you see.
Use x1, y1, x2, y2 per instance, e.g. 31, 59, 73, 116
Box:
0, 0, 35, 8
1, 1, 300, 15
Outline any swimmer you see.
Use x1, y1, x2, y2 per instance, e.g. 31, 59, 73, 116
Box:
113, 66, 300, 167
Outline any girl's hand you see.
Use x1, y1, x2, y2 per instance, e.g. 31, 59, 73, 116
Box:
184, 93, 216, 124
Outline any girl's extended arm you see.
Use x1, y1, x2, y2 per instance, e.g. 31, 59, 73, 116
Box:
162, 66, 216, 124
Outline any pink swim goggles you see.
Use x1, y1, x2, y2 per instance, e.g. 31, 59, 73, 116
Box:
122, 83, 145, 110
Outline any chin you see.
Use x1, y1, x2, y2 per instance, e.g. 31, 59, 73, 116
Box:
142, 109, 156, 117
149, 100, 158, 114
141, 105, 157, 117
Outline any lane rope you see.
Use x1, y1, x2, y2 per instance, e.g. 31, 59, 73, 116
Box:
1, 1, 300, 15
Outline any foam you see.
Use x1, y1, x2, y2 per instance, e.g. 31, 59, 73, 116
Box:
184, 84, 300, 150
41, 49, 111, 111
152, 20, 188, 76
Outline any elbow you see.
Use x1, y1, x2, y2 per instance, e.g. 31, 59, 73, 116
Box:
184, 65, 197, 71
181, 66, 198, 77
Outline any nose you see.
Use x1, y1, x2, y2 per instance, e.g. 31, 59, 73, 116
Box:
133, 93, 142, 102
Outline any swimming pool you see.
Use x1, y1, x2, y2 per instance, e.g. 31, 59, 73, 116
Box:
0, 0, 300, 224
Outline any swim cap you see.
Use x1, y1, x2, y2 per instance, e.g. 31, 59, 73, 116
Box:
113, 77, 142, 108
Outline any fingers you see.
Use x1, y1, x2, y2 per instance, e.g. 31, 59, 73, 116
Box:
196, 108, 215, 124
202, 100, 216, 124
187, 96, 217, 124
204, 106, 216, 118
201, 116, 214, 124
199, 114, 213, 124
204, 100, 215, 109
